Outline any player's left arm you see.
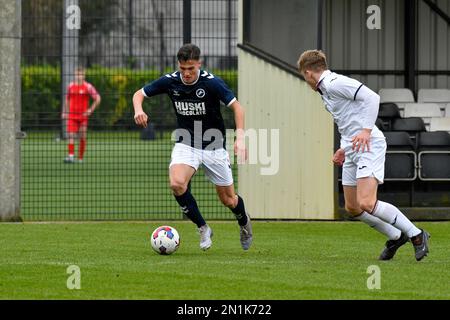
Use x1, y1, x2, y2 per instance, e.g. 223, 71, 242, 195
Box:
213, 76, 248, 163
351, 85, 380, 152
86, 84, 101, 117
229, 100, 248, 163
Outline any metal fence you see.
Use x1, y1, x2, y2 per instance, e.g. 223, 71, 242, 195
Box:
21, 0, 238, 220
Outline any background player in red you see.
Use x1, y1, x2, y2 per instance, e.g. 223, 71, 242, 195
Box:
62, 67, 101, 163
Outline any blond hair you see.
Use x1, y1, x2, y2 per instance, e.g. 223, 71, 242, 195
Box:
297, 50, 328, 73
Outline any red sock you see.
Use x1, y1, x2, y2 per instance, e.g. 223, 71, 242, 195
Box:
68, 143, 75, 156
79, 139, 86, 160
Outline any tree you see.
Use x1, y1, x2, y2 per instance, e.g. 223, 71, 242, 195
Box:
22, 0, 62, 65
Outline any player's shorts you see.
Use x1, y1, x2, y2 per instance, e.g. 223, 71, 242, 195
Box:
341, 137, 387, 186
67, 118, 88, 133
169, 143, 234, 187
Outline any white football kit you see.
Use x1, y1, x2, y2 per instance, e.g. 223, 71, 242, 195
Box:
317, 70, 386, 186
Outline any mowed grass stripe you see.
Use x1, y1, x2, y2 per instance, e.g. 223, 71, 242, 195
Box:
21, 131, 237, 220
0, 221, 449, 299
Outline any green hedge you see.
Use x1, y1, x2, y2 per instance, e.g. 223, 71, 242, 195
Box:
21, 65, 238, 130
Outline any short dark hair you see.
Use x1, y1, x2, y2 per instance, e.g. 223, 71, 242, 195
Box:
177, 44, 201, 62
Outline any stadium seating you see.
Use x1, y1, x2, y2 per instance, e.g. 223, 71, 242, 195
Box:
378, 103, 401, 130
429, 117, 450, 133
375, 118, 388, 131
379, 88, 415, 103
374, 88, 450, 208
391, 117, 426, 143
370, 89, 450, 182
417, 131, 450, 181
403, 103, 442, 130
379, 88, 415, 113
417, 89, 450, 109
383, 131, 417, 181
379, 102, 401, 118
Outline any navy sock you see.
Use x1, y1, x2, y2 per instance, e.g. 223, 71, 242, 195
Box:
231, 195, 248, 226
174, 190, 206, 228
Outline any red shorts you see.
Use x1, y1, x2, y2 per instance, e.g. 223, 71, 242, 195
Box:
67, 118, 88, 133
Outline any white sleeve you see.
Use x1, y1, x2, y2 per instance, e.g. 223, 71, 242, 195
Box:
354, 85, 380, 130
328, 76, 380, 130
328, 76, 363, 101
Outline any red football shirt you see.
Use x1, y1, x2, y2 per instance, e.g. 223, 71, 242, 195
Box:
66, 81, 99, 119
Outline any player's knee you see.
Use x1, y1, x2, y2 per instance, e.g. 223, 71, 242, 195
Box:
170, 181, 187, 196
345, 203, 361, 216
358, 199, 376, 213
220, 195, 236, 208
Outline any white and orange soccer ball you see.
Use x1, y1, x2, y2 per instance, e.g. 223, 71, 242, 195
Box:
150, 226, 180, 255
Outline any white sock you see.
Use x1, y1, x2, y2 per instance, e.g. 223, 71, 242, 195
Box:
371, 201, 421, 238
356, 212, 401, 240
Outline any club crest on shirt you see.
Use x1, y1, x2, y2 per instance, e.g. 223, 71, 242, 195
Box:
196, 88, 206, 98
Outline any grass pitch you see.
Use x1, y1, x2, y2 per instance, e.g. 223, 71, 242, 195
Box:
1, 221, 449, 300
21, 131, 237, 221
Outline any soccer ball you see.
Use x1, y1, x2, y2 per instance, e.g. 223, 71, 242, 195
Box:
150, 226, 180, 255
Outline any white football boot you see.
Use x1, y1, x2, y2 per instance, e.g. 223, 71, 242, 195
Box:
198, 224, 213, 251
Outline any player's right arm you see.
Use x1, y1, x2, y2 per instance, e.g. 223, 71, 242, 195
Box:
332, 148, 345, 166
133, 76, 170, 128
133, 89, 148, 128
62, 86, 70, 119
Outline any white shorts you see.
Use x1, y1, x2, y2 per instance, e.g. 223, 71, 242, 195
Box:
341, 137, 387, 186
169, 143, 234, 187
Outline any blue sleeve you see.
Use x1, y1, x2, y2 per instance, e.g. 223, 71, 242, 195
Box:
142, 76, 170, 97
211, 77, 236, 107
